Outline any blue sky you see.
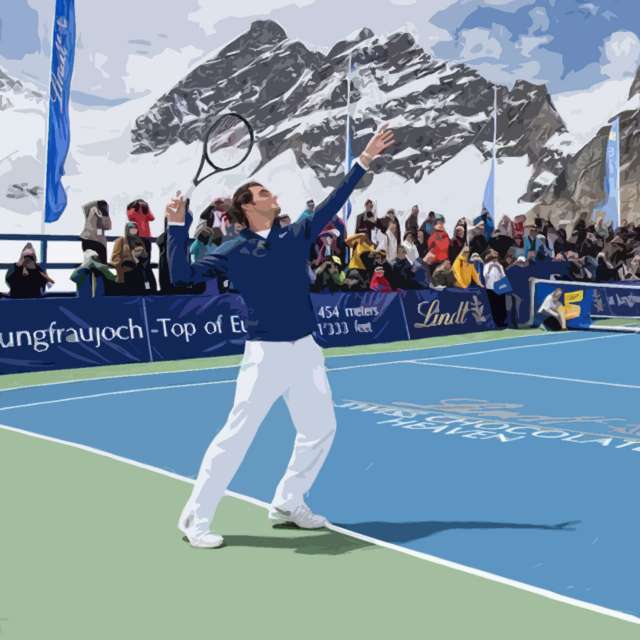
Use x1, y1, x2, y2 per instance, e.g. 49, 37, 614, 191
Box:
0, 0, 40, 59
433, 0, 640, 91
1, 0, 639, 101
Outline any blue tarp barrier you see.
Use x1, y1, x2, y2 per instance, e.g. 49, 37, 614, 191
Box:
0, 288, 497, 374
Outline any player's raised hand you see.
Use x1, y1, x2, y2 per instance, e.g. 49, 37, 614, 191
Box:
360, 125, 395, 168
165, 190, 186, 224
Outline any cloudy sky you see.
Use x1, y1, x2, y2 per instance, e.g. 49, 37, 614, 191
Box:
1, 0, 639, 103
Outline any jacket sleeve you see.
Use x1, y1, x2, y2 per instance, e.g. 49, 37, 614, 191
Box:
471, 264, 483, 286
296, 161, 367, 241
167, 224, 229, 285
111, 238, 123, 268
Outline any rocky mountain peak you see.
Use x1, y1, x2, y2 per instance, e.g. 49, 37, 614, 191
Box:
130, 21, 567, 197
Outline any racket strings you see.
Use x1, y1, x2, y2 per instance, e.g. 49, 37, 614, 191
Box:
205, 115, 253, 170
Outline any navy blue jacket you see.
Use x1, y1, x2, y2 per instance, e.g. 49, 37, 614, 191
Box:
168, 161, 366, 341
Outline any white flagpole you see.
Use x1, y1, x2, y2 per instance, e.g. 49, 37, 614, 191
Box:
492, 85, 497, 217
343, 52, 352, 225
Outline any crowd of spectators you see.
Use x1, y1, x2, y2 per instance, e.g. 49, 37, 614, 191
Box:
4, 194, 640, 330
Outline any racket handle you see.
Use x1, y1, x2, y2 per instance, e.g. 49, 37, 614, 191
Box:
183, 184, 196, 201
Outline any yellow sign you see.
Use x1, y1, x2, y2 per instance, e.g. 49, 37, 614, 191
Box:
562, 290, 584, 320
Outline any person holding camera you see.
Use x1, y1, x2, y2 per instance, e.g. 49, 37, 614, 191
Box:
355, 199, 384, 243
190, 224, 223, 263
127, 198, 156, 255
6, 243, 55, 298
80, 200, 112, 264
111, 222, 156, 295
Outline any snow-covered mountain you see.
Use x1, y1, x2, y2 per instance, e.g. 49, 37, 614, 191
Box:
529, 72, 640, 223
132, 20, 567, 199
0, 19, 570, 240
1, 17, 639, 248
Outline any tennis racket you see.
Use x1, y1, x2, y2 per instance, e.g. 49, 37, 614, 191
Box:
183, 113, 254, 202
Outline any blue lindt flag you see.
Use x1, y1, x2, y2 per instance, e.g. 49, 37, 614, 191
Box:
45, 0, 76, 223
597, 116, 621, 227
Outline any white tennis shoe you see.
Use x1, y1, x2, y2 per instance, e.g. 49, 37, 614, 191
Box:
268, 503, 328, 529
178, 513, 224, 549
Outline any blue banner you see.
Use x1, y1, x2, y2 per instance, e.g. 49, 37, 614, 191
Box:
0, 289, 501, 375
402, 288, 496, 339
591, 284, 640, 318
311, 292, 408, 347
45, 0, 76, 223
596, 116, 620, 228
143, 294, 247, 361
0, 297, 149, 373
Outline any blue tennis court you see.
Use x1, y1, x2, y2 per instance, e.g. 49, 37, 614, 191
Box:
1, 330, 638, 619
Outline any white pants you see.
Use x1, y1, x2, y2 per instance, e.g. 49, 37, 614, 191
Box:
182, 334, 337, 533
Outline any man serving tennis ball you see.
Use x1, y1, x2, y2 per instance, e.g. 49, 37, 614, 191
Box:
166, 126, 395, 548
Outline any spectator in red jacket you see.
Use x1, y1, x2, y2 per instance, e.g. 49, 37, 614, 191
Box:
370, 265, 393, 292
127, 199, 155, 255
427, 214, 450, 270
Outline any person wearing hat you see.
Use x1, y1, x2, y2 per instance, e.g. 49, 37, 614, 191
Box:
6, 243, 55, 298
126, 199, 156, 257
80, 199, 112, 264
452, 246, 484, 289
312, 229, 342, 267
370, 264, 393, 292
111, 222, 146, 285
483, 250, 508, 326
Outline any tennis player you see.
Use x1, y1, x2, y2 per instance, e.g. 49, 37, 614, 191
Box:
166, 126, 395, 548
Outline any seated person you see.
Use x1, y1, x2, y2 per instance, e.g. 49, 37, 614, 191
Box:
538, 288, 567, 331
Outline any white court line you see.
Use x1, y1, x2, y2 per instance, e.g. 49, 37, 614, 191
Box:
0, 330, 599, 394
0, 421, 637, 626
422, 333, 626, 362
0, 359, 416, 412
0, 333, 632, 412
411, 361, 640, 391
326, 333, 626, 373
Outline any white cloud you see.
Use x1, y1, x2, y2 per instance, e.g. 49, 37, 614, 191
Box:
459, 28, 503, 59
187, 0, 316, 33
518, 34, 552, 58
601, 31, 640, 80
528, 6, 549, 34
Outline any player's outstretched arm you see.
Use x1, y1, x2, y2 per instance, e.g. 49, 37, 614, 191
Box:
306, 126, 395, 239
166, 193, 229, 286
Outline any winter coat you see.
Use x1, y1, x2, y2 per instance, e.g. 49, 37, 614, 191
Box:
80, 200, 112, 246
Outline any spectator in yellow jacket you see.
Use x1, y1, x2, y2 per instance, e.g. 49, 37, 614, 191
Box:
452, 246, 484, 288
346, 233, 376, 271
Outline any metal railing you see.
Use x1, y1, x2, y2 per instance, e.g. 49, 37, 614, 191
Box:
0, 233, 159, 270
